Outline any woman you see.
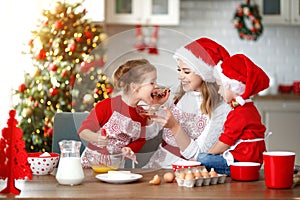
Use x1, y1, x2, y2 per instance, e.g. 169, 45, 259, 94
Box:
144, 38, 231, 168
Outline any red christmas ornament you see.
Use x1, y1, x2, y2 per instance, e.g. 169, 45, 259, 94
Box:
44, 19, 49, 26
35, 49, 47, 60
34, 101, 39, 107
28, 39, 34, 46
18, 83, 26, 92
75, 37, 82, 42
48, 63, 58, 71
55, 20, 64, 30
47, 128, 53, 137
106, 87, 113, 94
84, 31, 93, 39
49, 87, 59, 97
71, 100, 76, 107
61, 69, 68, 77
0, 110, 33, 195
69, 73, 76, 89
69, 42, 76, 52
94, 88, 99, 94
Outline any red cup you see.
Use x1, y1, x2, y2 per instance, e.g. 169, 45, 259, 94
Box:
293, 81, 300, 94
263, 151, 295, 189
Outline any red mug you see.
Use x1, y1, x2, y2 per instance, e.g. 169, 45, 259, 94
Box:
263, 151, 295, 189
293, 81, 300, 94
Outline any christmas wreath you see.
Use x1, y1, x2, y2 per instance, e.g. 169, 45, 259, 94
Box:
233, 0, 263, 41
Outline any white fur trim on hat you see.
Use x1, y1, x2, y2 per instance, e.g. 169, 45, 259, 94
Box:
214, 62, 245, 95
173, 46, 215, 83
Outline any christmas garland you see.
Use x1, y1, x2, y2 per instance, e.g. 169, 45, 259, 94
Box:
233, 0, 263, 41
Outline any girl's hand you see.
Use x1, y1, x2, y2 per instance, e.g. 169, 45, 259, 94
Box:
96, 128, 108, 147
96, 135, 108, 147
121, 147, 138, 164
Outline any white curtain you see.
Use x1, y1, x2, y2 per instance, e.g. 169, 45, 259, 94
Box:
0, 0, 47, 129
0, 0, 104, 129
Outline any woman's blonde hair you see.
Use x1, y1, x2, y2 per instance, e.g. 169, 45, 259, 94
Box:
113, 59, 156, 94
174, 81, 222, 118
200, 82, 222, 118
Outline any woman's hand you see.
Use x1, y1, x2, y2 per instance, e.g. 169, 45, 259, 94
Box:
121, 147, 138, 164
151, 107, 180, 132
151, 108, 191, 151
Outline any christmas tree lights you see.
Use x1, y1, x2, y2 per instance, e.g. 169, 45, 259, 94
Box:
13, 1, 113, 152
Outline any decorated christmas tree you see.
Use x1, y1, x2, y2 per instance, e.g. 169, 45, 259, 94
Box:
13, 1, 113, 153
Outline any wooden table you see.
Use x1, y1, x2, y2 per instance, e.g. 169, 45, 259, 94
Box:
1, 169, 299, 200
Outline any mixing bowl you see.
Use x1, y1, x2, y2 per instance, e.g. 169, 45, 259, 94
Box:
87, 152, 125, 173
230, 162, 261, 181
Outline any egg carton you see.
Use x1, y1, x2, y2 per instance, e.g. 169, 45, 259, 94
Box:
174, 166, 227, 188
175, 174, 227, 188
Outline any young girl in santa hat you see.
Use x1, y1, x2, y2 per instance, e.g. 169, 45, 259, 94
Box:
196, 54, 270, 176
144, 37, 231, 168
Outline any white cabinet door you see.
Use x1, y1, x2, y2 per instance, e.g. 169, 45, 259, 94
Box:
257, 0, 290, 24
291, 0, 300, 24
255, 100, 300, 165
105, 0, 179, 25
257, 0, 300, 25
144, 0, 179, 25
105, 0, 142, 24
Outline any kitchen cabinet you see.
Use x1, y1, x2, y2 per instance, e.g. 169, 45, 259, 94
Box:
254, 98, 300, 165
105, 0, 180, 25
257, 0, 300, 25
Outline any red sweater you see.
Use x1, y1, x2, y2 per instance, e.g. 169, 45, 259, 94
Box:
78, 95, 147, 153
219, 102, 266, 164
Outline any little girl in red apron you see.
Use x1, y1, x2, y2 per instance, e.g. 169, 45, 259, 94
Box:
196, 54, 270, 176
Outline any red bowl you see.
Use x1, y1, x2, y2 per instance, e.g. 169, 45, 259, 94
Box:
230, 162, 261, 181
172, 160, 201, 172
278, 84, 293, 94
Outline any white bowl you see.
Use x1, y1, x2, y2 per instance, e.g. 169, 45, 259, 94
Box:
27, 152, 59, 175
172, 160, 201, 172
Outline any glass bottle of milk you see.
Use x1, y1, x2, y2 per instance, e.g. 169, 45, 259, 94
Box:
56, 140, 84, 185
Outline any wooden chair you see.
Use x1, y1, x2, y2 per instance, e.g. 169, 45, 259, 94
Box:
52, 112, 162, 168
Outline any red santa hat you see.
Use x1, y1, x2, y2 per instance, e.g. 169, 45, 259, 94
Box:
173, 37, 230, 82
214, 54, 270, 105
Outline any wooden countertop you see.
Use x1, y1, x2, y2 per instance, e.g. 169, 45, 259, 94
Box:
1, 169, 299, 200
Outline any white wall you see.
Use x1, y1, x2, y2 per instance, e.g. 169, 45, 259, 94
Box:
176, 0, 300, 86
107, 0, 300, 89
